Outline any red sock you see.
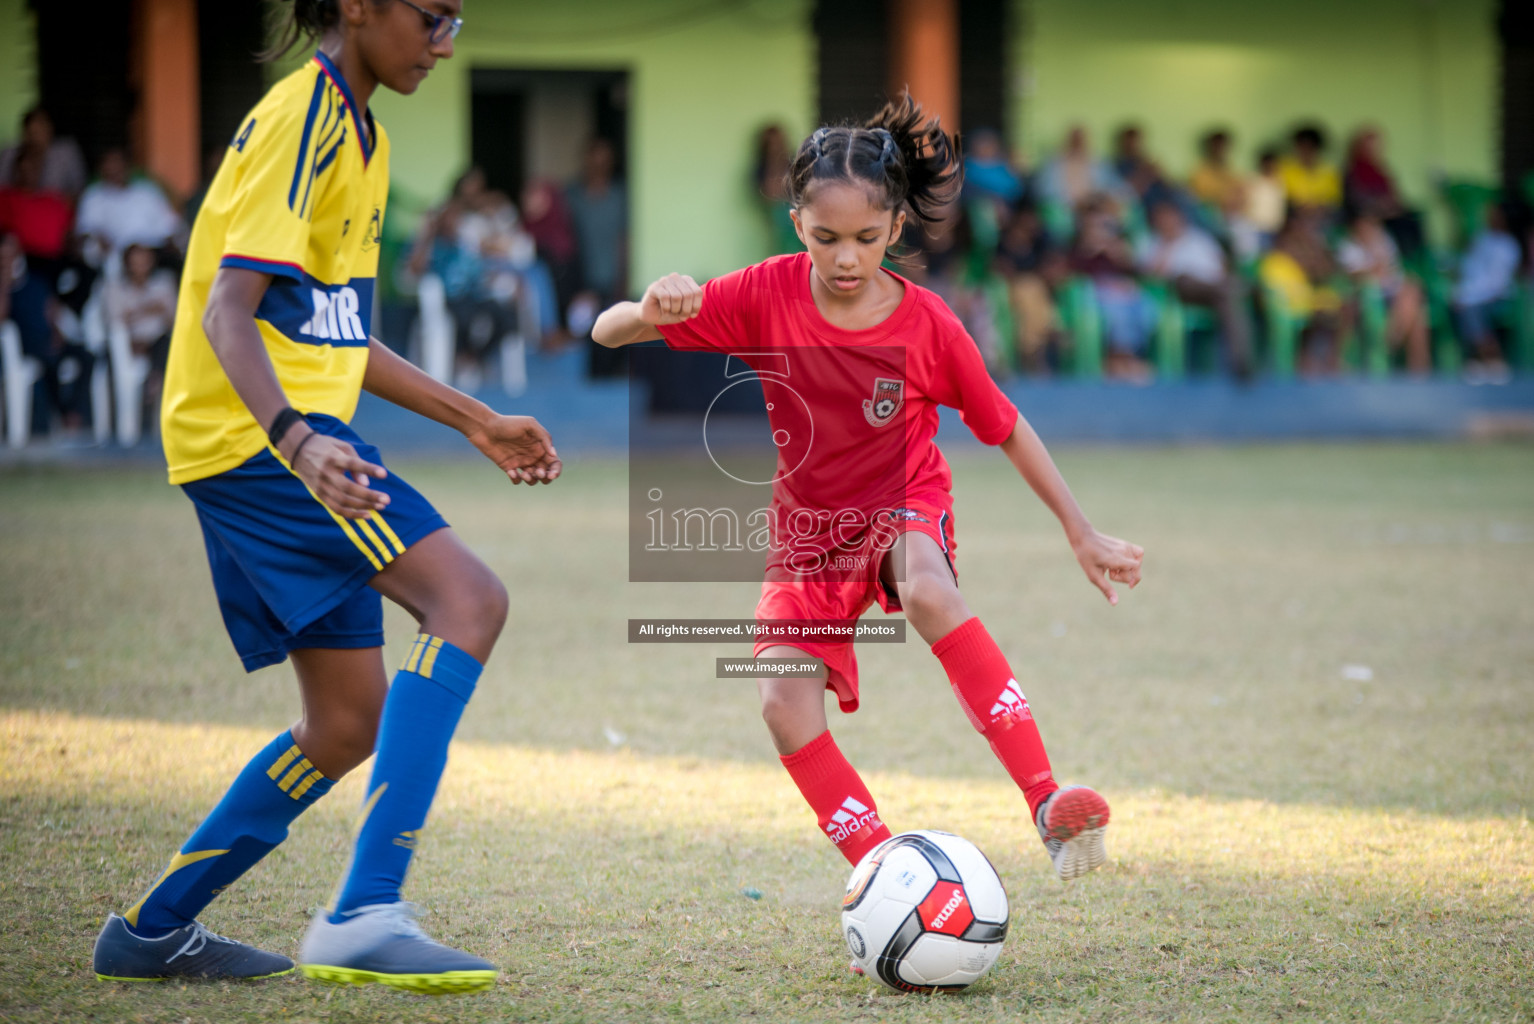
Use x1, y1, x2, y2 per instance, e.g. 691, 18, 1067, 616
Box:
780, 731, 892, 866
933, 617, 1058, 818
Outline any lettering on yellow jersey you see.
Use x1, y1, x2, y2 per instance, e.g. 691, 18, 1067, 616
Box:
300, 287, 366, 341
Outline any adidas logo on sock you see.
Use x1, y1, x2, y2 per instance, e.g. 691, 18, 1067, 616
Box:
989, 678, 1034, 725
825, 796, 882, 845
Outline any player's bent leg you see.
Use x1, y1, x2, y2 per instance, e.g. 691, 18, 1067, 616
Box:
289, 647, 389, 779
759, 649, 892, 865
304, 528, 504, 992
757, 648, 831, 756
882, 533, 972, 644
99, 726, 346, 978
889, 534, 1112, 880
368, 527, 508, 664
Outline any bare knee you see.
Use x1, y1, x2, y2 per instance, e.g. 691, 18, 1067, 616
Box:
298, 700, 382, 778
427, 561, 508, 657
899, 570, 970, 640
758, 678, 827, 755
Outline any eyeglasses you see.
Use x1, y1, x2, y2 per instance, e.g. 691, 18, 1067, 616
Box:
396, 0, 462, 44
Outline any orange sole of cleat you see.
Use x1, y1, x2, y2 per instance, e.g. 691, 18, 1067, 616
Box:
1043, 788, 1111, 842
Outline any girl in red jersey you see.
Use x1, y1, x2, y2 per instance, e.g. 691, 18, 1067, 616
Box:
593, 97, 1143, 882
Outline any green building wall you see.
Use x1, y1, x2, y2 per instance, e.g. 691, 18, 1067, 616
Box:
1017, 0, 1499, 219
0, 0, 36, 141
362, 0, 816, 288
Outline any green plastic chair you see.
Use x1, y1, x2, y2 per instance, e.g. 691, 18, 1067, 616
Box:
1260, 285, 1300, 379
1416, 260, 1462, 375
1059, 277, 1103, 378
1355, 282, 1390, 378
1514, 281, 1534, 370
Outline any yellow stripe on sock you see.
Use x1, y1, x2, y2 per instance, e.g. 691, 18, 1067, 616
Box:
289, 769, 325, 801
355, 518, 395, 566
370, 512, 407, 555
278, 758, 314, 792
418, 635, 445, 679
266, 745, 302, 781
123, 849, 229, 928
405, 635, 429, 674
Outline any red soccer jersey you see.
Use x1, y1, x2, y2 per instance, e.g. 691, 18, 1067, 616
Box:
658, 252, 1017, 559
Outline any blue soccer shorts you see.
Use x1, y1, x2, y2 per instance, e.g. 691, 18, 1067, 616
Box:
181, 414, 448, 672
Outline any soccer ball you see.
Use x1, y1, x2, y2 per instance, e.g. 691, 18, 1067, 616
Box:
841, 830, 1009, 992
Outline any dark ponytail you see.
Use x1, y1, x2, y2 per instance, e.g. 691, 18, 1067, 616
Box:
260, 0, 341, 62
785, 93, 963, 236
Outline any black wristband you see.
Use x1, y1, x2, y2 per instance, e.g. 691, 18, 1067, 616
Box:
288, 429, 318, 467
268, 407, 304, 447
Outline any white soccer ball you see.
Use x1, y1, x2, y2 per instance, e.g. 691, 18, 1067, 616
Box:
841, 830, 1009, 992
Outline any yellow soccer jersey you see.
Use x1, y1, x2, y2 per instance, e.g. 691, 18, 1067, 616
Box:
162, 51, 390, 484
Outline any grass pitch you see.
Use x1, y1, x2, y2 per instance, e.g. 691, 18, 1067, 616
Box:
1, 442, 1531, 1022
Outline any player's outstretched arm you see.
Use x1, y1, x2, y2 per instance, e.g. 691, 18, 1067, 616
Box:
205, 267, 389, 519
999, 414, 1144, 605
592, 273, 702, 347
363, 338, 561, 485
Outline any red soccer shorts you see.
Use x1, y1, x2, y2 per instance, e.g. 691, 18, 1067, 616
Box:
753, 491, 956, 713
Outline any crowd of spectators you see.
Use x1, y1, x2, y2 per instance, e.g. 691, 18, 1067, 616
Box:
404, 137, 630, 387
0, 107, 188, 441
759, 120, 1532, 383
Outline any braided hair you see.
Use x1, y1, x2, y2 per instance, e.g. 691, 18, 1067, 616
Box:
785, 94, 963, 245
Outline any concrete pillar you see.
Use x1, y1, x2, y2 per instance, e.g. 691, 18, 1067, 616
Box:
888, 0, 960, 135
134, 0, 199, 200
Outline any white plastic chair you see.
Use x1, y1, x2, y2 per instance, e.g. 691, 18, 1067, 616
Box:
417, 270, 534, 396
1, 319, 43, 448
77, 283, 115, 445
416, 273, 454, 384
107, 313, 152, 446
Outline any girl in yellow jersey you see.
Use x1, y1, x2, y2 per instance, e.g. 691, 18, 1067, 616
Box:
91, 0, 555, 995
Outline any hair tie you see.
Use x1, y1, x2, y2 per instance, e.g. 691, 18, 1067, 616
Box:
809, 127, 832, 158
871, 128, 899, 166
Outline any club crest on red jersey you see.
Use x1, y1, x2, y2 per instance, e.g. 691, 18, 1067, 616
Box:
862, 378, 905, 427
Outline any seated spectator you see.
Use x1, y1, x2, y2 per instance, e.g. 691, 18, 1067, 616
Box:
74, 147, 182, 266
0, 107, 87, 201
1278, 124, 1342, 218
1259, 211, 1351, 374
1139, 200, 1253, 379
0, 147, 73, 267
1452, 201, 1521, 381
104, 242, 178, 417
1188, 129, 1245, 218
1112, 124, 1185, 218
1237, 147, 1286, 262
1034, 125, 1127, 219
408, 200, 509, 388
1337, 209, 1429, 373
1343, 126, 1423, 257
964, 128, 1023, 206
0, 231, 95, 438
1070, 194, 1154, 381
995, 201, 1068, 374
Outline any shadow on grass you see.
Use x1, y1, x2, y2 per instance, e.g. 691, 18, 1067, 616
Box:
3, 710, 1532, 1024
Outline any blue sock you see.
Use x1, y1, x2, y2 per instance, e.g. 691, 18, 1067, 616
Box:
331, 634, 479, 920
125, 730, 334, 936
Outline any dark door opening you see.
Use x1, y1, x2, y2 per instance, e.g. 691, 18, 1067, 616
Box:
469, 67, 629, 202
